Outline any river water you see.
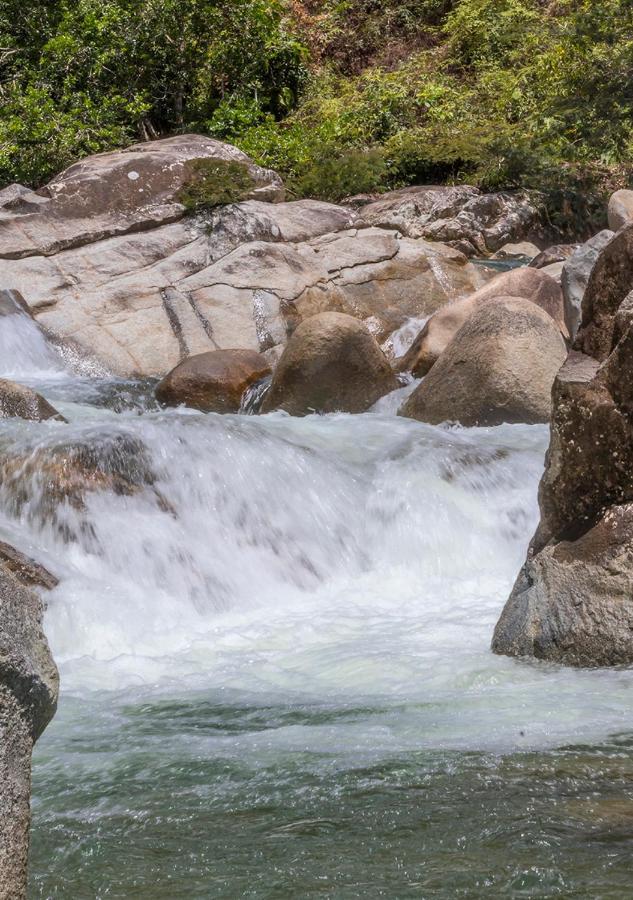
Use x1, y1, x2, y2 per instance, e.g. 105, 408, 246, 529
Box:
1, 312, 632, 897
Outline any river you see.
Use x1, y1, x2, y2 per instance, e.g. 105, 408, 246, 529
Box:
1, 310, 632, 897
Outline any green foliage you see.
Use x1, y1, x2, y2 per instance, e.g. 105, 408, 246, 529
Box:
0, 0, 306, 186
290, 148, 387, 202
177, 159, 256, 212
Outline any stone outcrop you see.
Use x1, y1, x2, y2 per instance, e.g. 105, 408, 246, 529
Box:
156, 349, 271, 413
398, 297, 567, 426
561, 230, 614, 341
0, 379, 65, 422
262, 312, 397, 416
398, 266, 567, 377
0, 160, 490, 377
0, 555, 59, 899
607, 189, 633, 232
493, 222, 633, 666
355, 185, 542, 256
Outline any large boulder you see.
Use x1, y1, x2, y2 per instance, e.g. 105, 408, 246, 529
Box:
530, 244, 578, 270
0, 559, 58, 898
261, 312, 397, 416
493, 223, 633, 666
0, 379, 64, 422
155, 349, 271, 413
0, 200, 489, 376
398, 297, 567, 427
607, 189, 633, 232
0, 135, 283, 259
399, 266, 567, 377
561, 230, 614, 342
357, 186, 542, 256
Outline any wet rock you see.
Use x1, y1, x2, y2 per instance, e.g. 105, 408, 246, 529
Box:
0, 564, 58, 898
608, 189, 633, 232
493, 224, 633, 666
398, 297, 567, 426
493, 504, 633, 667
561, 230, 614, 342
156, 349, 271, 413
399, 266, 567, 377
0, 542, 58, 591
0, 379, 65, 423
262, 312, 397, 416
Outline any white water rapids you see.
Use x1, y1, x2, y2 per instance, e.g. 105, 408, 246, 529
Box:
1, 309, 631, 760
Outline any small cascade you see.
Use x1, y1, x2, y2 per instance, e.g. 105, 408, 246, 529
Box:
239, 374, 272, 415
0, 291, 66, 381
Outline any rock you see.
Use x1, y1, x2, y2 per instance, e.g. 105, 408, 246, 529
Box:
0, 135, 283, 260
492, 504, 633, 667
608, 189, 633, 232
155, 349, 271, 413
538, 261, 565, 283
493, 226, 633, 666
0, 562, 58, 898
0, 542, 58, 591
492, 241, 540, 261
561, 230, 614, 342
358, 186, 542, 256
576, 224, 633, 360
261, 312, 397, 415
399, 266, 567, 376
398, 297, 567, 426
1, 203, 489, 376
0, 289, 30, 318
530, 244, 578, 269
0, 379, 65, 422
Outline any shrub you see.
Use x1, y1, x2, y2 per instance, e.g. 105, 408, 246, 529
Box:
177, 159, 256, 212
290, 148, 388, 202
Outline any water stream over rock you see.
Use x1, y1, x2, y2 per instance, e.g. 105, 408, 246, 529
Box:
1, 311, 632, 896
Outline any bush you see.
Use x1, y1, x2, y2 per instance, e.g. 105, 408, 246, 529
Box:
177, 159, 256, 212
290, 148, 388, 202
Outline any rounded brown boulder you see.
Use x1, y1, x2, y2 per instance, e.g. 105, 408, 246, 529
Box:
398, 297, 567, 427
398, 266, 567, 377
155, 349, 271, 413
261, 312, 398, 416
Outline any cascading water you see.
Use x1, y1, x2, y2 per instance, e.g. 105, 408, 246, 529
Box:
1, 320, 632, 897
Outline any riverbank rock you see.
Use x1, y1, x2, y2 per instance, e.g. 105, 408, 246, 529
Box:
156, 349, 271, 413
561, 230, 614, 341
530, 244, 578, 270
0, 135, 283, 259
356, 186, 542, 256
608, 189, 633, 232
399, 266, 567, 376
492, 241, 540, 261
0, 561, 58, 899
398, 297, 567, 426
262, 312, 397, 415
0, 379, 65, 422
493, 222, 633, 666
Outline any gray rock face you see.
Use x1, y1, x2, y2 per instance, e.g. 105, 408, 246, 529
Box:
357, 186, 542, 256
399, 266, 567, 377
494, 222, 633, 666
262, 312, 397, 416
607, 189, 633, 232
0, 560, 59, 898
561, 230, 614, 341
398, 297, 567, 426
0, 379, 64, 422
0, 135, 283, 260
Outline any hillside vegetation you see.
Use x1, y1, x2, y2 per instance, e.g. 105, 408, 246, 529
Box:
1, 0, 632, 233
